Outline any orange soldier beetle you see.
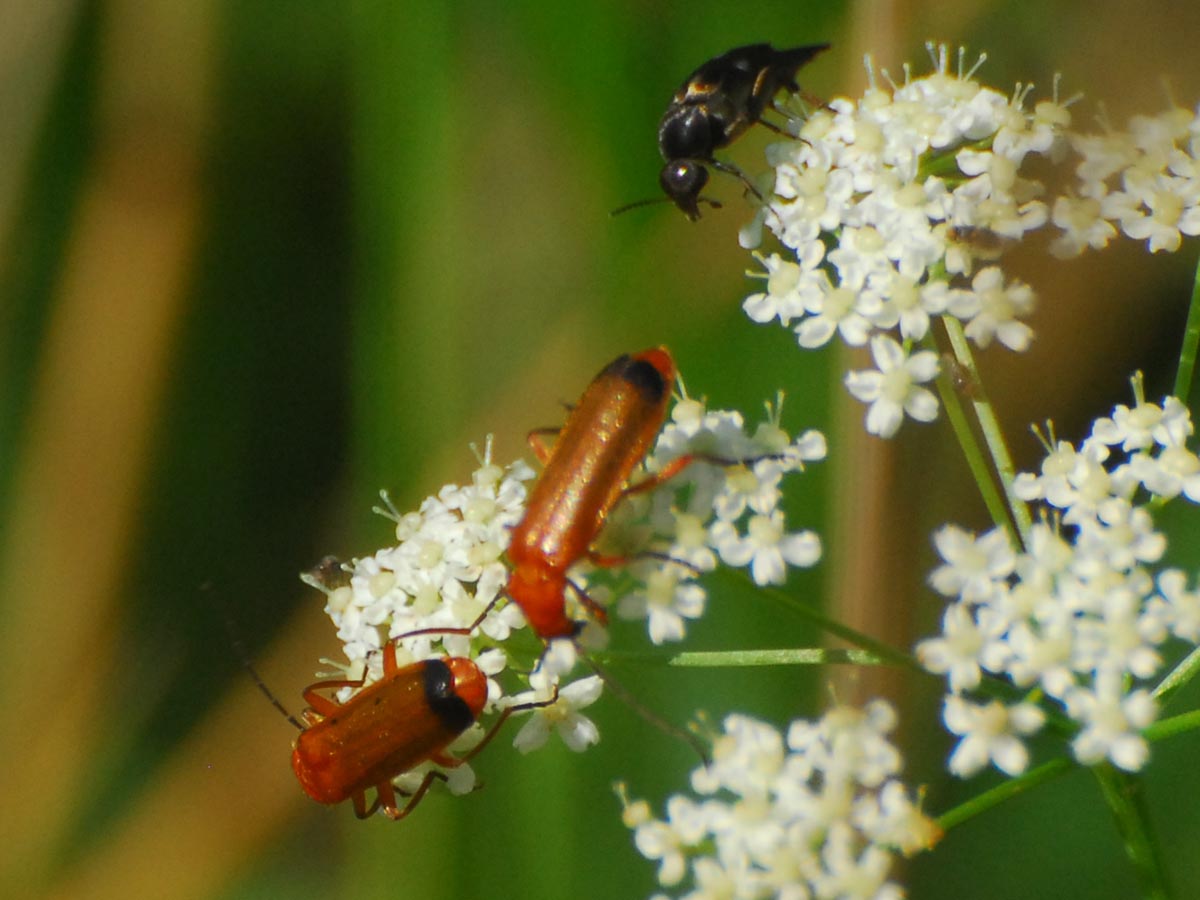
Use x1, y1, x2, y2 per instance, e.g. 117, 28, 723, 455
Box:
403, 346, 768, 645
290, 641, 554, 819
506, 346, 766, 641
505, 347, 684, 639
390, 347, 775, 761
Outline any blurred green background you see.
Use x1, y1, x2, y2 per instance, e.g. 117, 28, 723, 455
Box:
4, 2, 1200, 899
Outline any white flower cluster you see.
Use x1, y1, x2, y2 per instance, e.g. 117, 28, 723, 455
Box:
740, 45, 1070, 436
312, 438, 533, 668
620, 702, 939, 900
1057, 103, 1200, 256
917, 388, 1200, 776
299, 388, 826, 801
741, 43, 1200, 438
611, 394, 825, 644
302, 438, 605, 794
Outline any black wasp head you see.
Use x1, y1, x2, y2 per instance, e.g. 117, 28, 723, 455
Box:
659, 160, 710, 221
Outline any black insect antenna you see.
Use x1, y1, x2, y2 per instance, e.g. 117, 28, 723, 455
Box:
212, 582, 304, 730
610, 195, 722, 217
243, 655, 305, 731
584, 656, 710, 765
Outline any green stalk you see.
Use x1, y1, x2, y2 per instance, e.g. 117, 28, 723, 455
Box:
712, 569, 920, 670
600, 647, 892, 668
929, 336, 1020, 546
1152, 645, 1200, 705
934, 703, 1200, 837
1144, 708, 1200, 743
1172, 250, 1200, 406
942, 317, 1033, 546
936, 758, 1073, 831
1092, 765, 1172, 900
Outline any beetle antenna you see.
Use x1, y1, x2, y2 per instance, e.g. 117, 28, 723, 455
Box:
610, 196, 722, 217
243, 656, 304, 731
213, 590, 304, 730
583, 656, 709, 765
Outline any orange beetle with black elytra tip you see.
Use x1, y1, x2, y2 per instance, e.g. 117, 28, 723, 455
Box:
505, 347, 681, 638
292, 642, 551, 819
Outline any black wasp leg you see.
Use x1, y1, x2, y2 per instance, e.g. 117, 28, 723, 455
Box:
709, 159, 764, 201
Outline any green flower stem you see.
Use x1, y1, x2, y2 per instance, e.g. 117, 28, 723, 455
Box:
934, 700, 1200, 836
1152, 644, 1200, 704
600, 647, 892, 668
712, 569, 921, 671
936, 757, 1073, 831
1144, 707, 1200, 743
918, 138, 992, 181
1092, 765, 1172, 900
930, 342, 1021, 545
942, 317, 1033, 546
1172, 250, 1200, 405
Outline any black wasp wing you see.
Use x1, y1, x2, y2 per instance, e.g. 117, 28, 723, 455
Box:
674, 43, 777, 104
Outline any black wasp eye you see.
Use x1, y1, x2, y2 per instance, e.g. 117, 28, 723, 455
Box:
660, 161, 709, 196
659, 162, 710, 220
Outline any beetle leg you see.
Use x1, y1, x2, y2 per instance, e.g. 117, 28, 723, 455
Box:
565, 577, 608, 625
591, 548, 703, 576
393, 593, 502, 642
301, 673, 366, 717
302, 641, 407, 717
527, 427, 560, 464
374, 781, 400, 819
620, 453, 697, 499
381, 771, 447, 820
458, 685, 561, 763
621, 450, 791, 503
380, 640, 399, 677
584, 549, 702, 591
353, 790, 380, 819
585, 550, 631, 569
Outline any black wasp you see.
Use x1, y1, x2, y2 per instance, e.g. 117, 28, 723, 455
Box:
656, 42, 829, 220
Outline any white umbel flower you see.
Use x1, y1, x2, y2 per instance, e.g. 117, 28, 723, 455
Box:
920, 393, 1200, 776
845, 335, 941, 438
621, 703, 938, 900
